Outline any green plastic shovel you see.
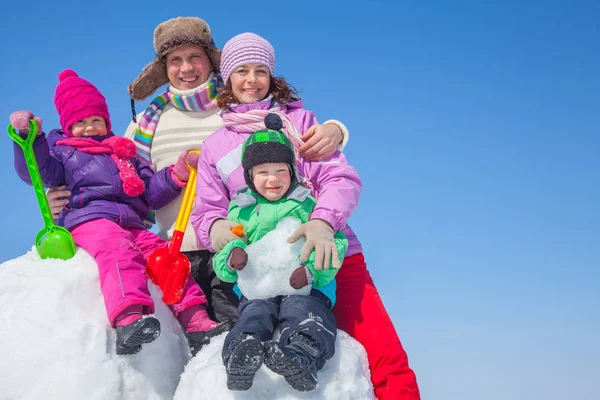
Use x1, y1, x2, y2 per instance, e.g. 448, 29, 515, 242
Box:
8, 119, 76, 260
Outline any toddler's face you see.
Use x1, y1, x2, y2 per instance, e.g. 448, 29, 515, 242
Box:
252, 162, 291, 201
70, 116, 107, 137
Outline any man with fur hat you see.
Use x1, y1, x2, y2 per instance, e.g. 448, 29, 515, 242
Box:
211, 114, 348, 392
46, 17, 350, 325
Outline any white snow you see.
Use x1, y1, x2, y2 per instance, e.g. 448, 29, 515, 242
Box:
237, 217, 311, 300
0, 246, 374, 399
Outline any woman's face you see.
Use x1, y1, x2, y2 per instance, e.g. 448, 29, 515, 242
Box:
166, 45, 213, 91
229, 63, 270, 104
70, 116, 108, 137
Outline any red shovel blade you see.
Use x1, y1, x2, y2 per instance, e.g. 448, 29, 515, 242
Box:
146, 247, 190, 305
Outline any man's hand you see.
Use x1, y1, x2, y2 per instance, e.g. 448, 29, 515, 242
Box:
299, 123, 342, 161
47, 185, 71, 220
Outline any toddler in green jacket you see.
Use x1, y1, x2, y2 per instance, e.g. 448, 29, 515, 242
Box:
212, 114, 347, 392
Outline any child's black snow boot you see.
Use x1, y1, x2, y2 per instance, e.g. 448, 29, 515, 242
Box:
263, 334, 323, 392
115, 316, 161, 355
223, 333, 264, 391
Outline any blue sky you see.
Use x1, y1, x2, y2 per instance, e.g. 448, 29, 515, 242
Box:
1, 1, 598, 399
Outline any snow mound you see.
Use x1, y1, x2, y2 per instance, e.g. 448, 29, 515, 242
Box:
0, 247, 373, 399
176, 330, 374, 399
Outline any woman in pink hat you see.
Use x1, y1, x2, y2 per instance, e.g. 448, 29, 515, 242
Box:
191, 32, 420, 400
10, 69, 231, 357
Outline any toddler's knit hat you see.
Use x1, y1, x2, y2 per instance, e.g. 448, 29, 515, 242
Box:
53, 69, 111, 136
221, 33, 275, 84
241, 114, 296, 194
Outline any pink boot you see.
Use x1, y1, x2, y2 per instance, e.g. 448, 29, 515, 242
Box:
179, 305, 234, 356
178, 305, 219, 332
114, 305, 160, 355
115, 304, 144, 326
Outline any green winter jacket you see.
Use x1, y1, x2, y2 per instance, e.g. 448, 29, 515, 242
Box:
212, 184, 348, 296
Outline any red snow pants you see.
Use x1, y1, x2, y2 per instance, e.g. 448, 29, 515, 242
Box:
333, 253, 420, 400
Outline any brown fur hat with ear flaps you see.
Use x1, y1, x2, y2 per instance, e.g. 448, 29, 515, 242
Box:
128, 17, 221, 101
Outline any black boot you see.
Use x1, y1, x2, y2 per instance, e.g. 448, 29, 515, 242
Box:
116, 316, 161, 355
263, 334, 322, 392
223, 334, 264, 391
186, 319, 235, 357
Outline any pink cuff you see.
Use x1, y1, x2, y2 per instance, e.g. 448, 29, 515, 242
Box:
309, 210, 342, 232
169, 165, 187, 188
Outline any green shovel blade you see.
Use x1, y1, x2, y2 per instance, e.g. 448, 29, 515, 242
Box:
8, 120, 76, 260
36, 226, 77, 261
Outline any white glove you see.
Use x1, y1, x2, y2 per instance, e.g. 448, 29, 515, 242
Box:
210, 219, 243, 252
288, 219, 340, 270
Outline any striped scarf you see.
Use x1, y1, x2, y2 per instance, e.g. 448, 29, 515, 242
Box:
133, 72, 224, 164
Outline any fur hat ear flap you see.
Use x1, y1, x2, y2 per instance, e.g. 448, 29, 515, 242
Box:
128, 58, 168, 101
128, 17, 221, 101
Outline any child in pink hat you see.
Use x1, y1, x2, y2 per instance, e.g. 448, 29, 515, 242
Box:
10, 69, 232, 356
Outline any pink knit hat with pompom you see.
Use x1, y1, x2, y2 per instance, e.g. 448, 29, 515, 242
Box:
53, 69, 111, 136
221, 33, 275, 84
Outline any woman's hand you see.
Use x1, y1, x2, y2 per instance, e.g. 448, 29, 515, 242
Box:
299, 123, 343, 161
47, 185, 71, 220
210, 219, 245, 252
287, 219, 341, 270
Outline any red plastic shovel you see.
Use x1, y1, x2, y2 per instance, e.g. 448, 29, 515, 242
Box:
146, 151, 199, 305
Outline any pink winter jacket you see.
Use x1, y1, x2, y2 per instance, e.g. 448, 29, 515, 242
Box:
191, 99, 363, 257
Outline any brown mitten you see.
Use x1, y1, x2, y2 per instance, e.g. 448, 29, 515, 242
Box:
229, 247, 248, 271
289, 266, 313, 289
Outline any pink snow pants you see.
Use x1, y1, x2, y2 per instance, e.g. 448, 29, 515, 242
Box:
71, 219, 206, 327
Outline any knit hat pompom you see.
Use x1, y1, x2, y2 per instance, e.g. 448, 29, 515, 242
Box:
113, 137, 138, 159
221, 32, 275, 84
123, 176, 145, 197
264, 113, 283, 131
54, 69, 111, 136
58, 69, 78, 81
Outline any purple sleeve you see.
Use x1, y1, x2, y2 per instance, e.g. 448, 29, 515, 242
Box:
294, 111, 363, 232
13, 134, 66, 187
135, 158, 182, 210
190, 139, 231, 252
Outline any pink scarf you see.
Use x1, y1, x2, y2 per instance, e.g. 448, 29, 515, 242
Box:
55, 136, 145, 196
221, 107, 305, 160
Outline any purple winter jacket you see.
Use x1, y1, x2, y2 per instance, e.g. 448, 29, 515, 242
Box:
191, 99, 364, 257
13, 129, 182, 231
